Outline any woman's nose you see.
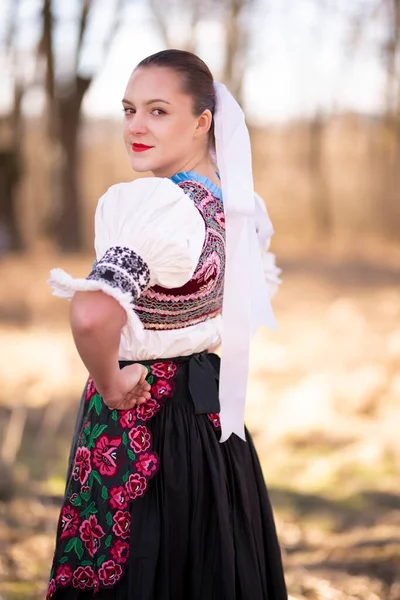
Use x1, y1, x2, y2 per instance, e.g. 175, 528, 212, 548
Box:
128, 113, 148, 135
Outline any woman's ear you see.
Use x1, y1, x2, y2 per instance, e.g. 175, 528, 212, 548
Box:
195, 109, 213, 138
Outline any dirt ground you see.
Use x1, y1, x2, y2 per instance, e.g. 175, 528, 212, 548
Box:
0, 248, 399, 600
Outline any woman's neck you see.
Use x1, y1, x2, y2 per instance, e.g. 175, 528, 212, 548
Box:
152, 152, 219, 187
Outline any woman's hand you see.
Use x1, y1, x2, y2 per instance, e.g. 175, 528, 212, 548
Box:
97, 364, 151, 410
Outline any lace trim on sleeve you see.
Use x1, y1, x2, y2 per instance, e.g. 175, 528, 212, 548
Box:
48, 247, 151, 344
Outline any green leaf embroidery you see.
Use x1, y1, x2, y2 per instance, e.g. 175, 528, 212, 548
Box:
64, 537, 78, 553
81, 501, 98, 520
71, 494, 82, 506
111, 410, 118, 421
127, 449, 136, 462
106, 512, 113, 527
147, 375, 154, 384
88, 395, 97, 414
60, 556, 68, 564
75, 538, 84, 560
92, 470, 102, 485
101, 485, 108, 500
93, 424, 107, 439
81, 560, 93, 566
80, 490, 91, 502
105, 535, 112, 548
122, 431, 128, 446
81, 433, 87, 446
94, 394, 103, 416
91, 423, 99, 438
122, 471, 129, 483
84, 421, 91, 433
96, 554, 106, 567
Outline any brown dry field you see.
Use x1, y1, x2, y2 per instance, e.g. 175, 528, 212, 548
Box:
0, 240, 399, 600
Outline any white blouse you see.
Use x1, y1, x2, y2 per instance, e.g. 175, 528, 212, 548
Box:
48, 176, 281, 361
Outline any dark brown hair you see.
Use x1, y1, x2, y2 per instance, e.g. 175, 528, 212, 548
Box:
136, 49, 216, 142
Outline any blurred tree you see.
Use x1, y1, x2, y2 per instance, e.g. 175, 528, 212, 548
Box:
0, 0, 25, 252
38, 0, 124, 251
347, 0, 400, 237
149, 0, 256, 105
308, 110, 332, 236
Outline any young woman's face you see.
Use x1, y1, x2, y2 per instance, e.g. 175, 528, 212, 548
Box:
122, 66, 209, 177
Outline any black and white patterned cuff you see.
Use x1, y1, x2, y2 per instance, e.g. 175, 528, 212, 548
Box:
87, 246, 150, 302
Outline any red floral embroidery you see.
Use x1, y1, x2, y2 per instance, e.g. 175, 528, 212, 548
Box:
135, 452, 159, 478
46, 579, 56, 599
136, 398, 160, 421
92, 435, 122, 477
72, 566, 98, 590
119, 409, 137, 429
128, 425, 151, 453
79, 515, 105, 557
81, 485, 90, 495
151, 378, 175, 400
69, 493, 78, 504
85, 377, 96, 402
110, 540, 130, 564
109, 485, 129, 511
72, 446, 92, 485
125, 472, 147, 500
112, 510, 131, 539
55, 564, 72, 586
150, 361, 177, 379
98, 559, 123, 587
208, 413, 221, 429
59, 505, 80, 540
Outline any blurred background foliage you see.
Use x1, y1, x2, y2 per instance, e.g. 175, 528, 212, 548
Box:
0, 1, 400, 599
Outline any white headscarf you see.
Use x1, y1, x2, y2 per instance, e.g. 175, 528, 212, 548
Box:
213, 81, 277, 443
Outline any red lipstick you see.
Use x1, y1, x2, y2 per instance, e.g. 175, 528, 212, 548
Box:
132, 143, 153, 152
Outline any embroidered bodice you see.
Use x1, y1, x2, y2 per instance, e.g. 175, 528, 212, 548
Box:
134, 176, 225, 331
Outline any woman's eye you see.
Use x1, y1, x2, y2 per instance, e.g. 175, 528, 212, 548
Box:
123, 107, 135, 115
152, 108, 166, 116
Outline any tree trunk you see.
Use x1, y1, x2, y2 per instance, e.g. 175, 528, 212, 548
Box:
55, 77, 91, 251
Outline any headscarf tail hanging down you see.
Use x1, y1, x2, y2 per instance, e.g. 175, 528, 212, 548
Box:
213, 82, 277, 443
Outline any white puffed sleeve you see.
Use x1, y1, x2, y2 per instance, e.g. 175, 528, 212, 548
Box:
254, 192, 282, 298
48, 177, 205, 341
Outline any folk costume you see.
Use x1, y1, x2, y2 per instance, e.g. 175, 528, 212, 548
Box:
46, 83, 287, 600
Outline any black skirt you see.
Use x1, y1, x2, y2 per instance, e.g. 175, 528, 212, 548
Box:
48, 352, 287, 600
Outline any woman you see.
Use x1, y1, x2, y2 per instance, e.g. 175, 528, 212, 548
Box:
47, 49, 287, 600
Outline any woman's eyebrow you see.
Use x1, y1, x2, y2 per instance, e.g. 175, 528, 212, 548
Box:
121, 98, 172, 106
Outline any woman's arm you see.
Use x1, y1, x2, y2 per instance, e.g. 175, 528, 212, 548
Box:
70, 291, 150, 409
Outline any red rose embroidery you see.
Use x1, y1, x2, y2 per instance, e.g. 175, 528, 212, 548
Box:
72, 446, 92, 485
92, 434, 122, 477
69, 493, 78, 504
151, 378, 175, 400
110, 540, 130, 564
98, 559, 123, 587
72, 565, 97, 590
56, 564, 72, 587
207, 413, 221, 429
85, 377, 96, 402
136, 398, 160, 421
79, 515, 105, 557
135, 452, 159, 478
119, 409, 137, 429
81, 485, 90, 495
109, 485, 129, 511
46, 579, 56, 600
128, 425, 151, 453
112, 510, 131, 539
59, 505, 80, 540
150, 361, 177, 379
125, 472, 147, 500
